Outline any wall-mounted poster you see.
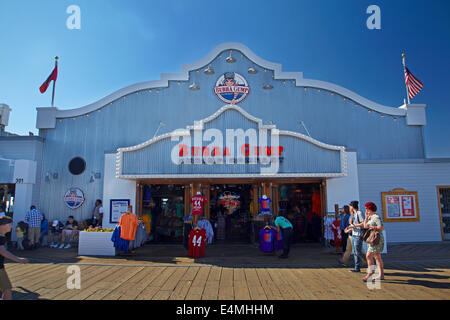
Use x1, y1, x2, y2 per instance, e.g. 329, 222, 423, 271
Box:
382, 189, 420, 222
110, 199, 130, 223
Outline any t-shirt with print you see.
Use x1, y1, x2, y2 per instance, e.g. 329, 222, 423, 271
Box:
258, 198, 271, 212
191, 195, 207, 215
259, 228, 276, 253
0, 235, 6, 269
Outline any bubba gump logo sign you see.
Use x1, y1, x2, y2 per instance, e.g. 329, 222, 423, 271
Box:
214, 72, 250, 104
63, 188, 85, 210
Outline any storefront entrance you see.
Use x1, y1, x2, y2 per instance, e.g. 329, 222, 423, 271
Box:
141, 184, 185, 243
209, 184, 253, 244
137, 180, 325, 246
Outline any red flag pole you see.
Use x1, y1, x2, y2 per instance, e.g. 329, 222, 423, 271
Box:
51, 56, 58, 107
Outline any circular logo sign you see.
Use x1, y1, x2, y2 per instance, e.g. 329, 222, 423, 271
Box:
63, 188, 85, 210
214, 72, 250, 104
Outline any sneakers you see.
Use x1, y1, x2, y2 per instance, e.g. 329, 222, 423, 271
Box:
349, 269, 361, 273
58, 244, 65, 249
64, 244, 71, 249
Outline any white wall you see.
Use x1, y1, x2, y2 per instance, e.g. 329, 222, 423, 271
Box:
326, 152, 360, 212
102, 153, 136, 229
358, 161, 450, 243
12, 160, 37, 241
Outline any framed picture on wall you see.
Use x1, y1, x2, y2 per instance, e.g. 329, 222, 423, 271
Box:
110, 199, 130, 223
382, 188, 420, 222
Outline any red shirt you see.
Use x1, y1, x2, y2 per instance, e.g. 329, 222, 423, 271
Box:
188, 228, 207, 258
191, 195, 207, 215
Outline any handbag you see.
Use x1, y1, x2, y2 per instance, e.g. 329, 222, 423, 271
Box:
363, 228, 380, 246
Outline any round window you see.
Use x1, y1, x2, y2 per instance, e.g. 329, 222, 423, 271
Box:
68, 157, 86, 175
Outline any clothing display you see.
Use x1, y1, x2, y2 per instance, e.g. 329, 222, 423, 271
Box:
216, 214, 226, 240
191, 194, 207, 215
118, 212, 139, 241
176, 203, 184, 218
111, 226, 129, 253
275, 230, 283, 251
312, 192, 321, 216
188, 228, 207, 258
129, 222, 149, 250
331, 219, 342, 247
324, 216, 335, 241
197, 219, 214, 245
259, 228, 277, 253
258, 197, 271, 212
142, 213, 151, 235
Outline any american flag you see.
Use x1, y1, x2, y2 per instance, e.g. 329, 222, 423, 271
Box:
404, 67, 423, 100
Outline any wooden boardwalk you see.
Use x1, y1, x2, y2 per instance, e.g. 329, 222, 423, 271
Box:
5, 261, 450, 300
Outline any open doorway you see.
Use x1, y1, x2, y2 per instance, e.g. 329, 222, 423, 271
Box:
209, 184, 253, 244
141, 184, 185, 243
277, 183, 323, 243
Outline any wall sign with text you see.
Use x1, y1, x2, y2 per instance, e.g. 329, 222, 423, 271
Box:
110, 199, 130, 223
382, 188, 420, 222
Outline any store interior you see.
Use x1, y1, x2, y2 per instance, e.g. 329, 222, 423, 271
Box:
139, 181, 323, 245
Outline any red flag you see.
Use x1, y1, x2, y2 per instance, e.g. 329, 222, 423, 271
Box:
39, 64, 58, 94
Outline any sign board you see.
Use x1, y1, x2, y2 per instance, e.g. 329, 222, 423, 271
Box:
110, 199, 130, 223
382, 188, 420, 222
63, 188, 85, 210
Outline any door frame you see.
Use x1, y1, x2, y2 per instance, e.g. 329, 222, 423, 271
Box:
437, 186, 450, 241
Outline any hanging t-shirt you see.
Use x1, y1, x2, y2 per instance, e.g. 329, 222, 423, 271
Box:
312, 192, 321, 216
191, 195, 207, 215
188, 228, 207, 258
276, 230, 283, 251
176, 203, 184, 218
331, 219, 342, 247
259, 228, 276, 253
118, 212, 139, 241
258, 197, 271, 212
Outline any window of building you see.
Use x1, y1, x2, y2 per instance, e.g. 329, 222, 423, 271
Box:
68, 157, 86, 175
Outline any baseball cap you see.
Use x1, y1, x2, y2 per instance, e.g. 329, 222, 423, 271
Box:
52, 220, 59, 227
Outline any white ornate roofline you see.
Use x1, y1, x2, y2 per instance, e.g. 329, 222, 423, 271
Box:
117, 104, 346, 153
36, 42, 415, 128
115, 104, 347, 178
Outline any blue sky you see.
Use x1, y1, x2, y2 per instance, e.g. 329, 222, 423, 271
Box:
1, 0, 449, 157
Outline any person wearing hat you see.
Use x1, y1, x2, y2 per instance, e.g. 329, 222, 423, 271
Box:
362, 201, 385, 282
0, 216, 29, 300
341, 201, 367, 272
49, 220, 64, 248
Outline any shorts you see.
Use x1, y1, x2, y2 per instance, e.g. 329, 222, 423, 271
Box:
28, 227, 41, 243
64, 230, 73, 236
0, 268, 12, 292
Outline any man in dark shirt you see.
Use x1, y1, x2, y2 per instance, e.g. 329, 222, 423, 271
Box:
57, 216, 79, 249
0, 216, 29, 300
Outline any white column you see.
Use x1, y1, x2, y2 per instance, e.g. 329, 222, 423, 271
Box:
326, 152, 360, 212
102, 153, 136, 229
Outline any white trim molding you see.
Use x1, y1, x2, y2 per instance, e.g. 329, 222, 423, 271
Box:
115, 104, 347, 179
36, 42, 418, 129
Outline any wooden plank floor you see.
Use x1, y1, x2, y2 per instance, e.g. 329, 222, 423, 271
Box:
4, 262, 450, 300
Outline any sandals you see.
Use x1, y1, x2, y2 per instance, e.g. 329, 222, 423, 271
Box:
362, 273, 375, 282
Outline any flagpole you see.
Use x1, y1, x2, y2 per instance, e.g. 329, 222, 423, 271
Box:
402, 53, 411, 105
51, 56, 58, 107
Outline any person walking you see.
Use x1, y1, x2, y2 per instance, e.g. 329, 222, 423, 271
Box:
274, 214, 294, 259
0, 216, 29, 300
24, 206, 43, 249
340, 206, 351, 254
342, 201, 367, 272
362, 202, 385, 281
